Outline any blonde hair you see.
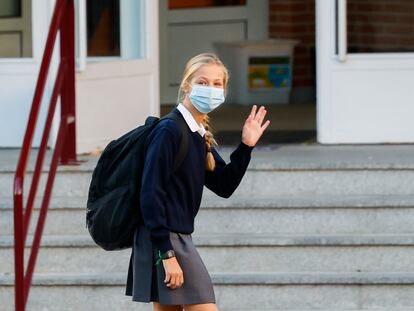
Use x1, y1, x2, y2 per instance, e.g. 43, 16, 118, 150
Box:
177, 52, 229, 171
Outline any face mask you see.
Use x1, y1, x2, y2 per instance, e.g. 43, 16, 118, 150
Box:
188, 84, 225, 113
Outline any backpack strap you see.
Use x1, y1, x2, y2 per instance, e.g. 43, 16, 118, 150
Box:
161, 112, 189, 172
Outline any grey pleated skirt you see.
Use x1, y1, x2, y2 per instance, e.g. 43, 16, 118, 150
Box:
125, 224, 216, 305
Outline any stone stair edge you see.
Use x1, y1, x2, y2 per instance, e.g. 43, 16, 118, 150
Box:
223, 310, 414, 311
6, 144, 414, 171
2, 233, 414, 248
4, 160, 414, 174
222, 310, 414, 311
3, 194, 414, 210
3, 166, 414, 175
2, 271, 414, 286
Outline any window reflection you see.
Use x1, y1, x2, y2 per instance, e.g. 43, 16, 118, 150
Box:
348, 0, 414, 53
0, 0, 21, 18
87, 0, 120, 57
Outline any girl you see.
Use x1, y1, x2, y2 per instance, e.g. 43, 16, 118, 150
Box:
125, 52, 270, 311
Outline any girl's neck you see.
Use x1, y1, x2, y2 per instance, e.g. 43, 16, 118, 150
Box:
182, 97, 206, 124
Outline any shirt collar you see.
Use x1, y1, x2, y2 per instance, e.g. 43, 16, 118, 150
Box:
177, 103, 206, 137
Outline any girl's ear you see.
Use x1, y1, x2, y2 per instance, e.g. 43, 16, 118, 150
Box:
182, 81, 191, 95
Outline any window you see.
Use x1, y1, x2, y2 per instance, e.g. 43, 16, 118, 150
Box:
86, 0, 143, 59
87, 0, 120, 57
347, 0, 414, 53
169, 0, 246, 10
0, 0, 21, 18
0, 0, 31, 58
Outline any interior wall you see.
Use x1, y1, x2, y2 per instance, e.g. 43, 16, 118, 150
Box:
268, 0, 316, 104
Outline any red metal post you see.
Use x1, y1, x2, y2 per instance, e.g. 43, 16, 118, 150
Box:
13, 178, 25, 311
59, 0, 79, 165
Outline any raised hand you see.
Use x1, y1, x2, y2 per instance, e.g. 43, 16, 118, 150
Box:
241, 105, 271, 147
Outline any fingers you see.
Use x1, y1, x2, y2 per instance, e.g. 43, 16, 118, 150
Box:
166, 274, 176, 288
164, 271, 170, 284
249, 105, 270, 126
165, 272, 175, 288
165, 272, 184, 289
254, 106, 266, 123
258, 107, 267, 125
162, 257, 185, 289
164, 260, 184, 289
249, 105, 257, 119
261, 119, 271, 131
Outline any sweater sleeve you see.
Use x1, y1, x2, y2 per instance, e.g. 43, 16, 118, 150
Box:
140, 121, 178, 254
204, 141, 254, 198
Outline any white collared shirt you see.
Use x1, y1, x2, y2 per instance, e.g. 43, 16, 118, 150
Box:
177, 103, 206, 137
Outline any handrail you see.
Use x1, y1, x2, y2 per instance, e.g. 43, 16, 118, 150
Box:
13, 0, 80, 310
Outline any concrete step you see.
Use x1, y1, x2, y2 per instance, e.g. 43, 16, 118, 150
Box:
2, 234, 414, 274
2, 272, 414, 310
2, 195, 414, 236
3, 144, 414, 199
2, 164, 414, 199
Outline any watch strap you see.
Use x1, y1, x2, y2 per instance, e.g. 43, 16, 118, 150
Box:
155, 249, 175, 266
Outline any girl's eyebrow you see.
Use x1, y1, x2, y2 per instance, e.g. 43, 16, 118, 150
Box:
197, 76, 223, 82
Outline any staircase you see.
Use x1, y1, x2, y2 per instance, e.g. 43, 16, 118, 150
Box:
2, 144, 414, 310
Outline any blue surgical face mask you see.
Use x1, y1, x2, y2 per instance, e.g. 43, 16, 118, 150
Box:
188, 84, 225, 113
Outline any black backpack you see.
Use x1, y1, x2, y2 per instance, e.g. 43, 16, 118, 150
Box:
86, 111, 189, 251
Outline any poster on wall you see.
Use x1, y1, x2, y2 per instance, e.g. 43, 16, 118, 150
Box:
248, 56, 291, 90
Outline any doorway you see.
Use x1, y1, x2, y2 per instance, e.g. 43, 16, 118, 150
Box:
159, 0, 317, 145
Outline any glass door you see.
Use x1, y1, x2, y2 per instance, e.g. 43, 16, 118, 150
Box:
316, 0, 414, 143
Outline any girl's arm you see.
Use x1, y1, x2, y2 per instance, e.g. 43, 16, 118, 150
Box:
204, 142, 254, 198
204, 105, 270, 198
140, 120, 179, 254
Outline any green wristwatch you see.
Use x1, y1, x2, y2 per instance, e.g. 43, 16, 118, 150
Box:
155, 249, 175, 266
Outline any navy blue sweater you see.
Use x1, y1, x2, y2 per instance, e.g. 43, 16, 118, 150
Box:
140, 107, 254, 254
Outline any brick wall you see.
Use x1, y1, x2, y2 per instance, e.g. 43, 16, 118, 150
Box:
268, 0, 316, 90
268, 0, 414, 94
348, 0, 414, 53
